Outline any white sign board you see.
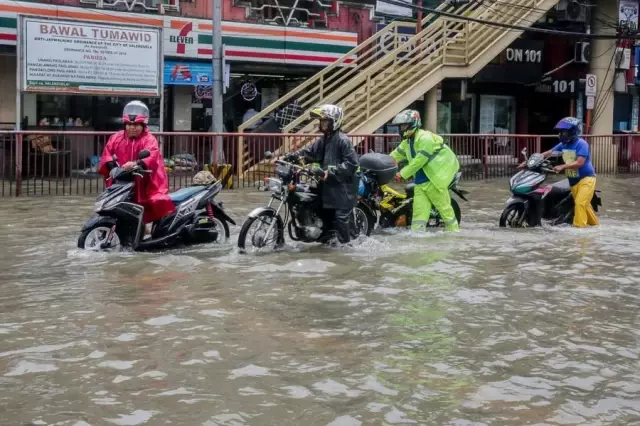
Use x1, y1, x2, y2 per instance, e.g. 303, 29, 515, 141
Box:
375, 0, 412, 18
586, 95, 595, 110
585, 74, 597, 97
619, 0, 639, 32
22, 17, 161, 96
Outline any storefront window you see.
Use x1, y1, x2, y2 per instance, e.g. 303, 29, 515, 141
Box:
479, 95, 516, 154
479, 95, 516, 134
34, 95, 160, 131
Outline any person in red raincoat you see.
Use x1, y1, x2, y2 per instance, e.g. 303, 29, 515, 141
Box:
99, 101, 175, 237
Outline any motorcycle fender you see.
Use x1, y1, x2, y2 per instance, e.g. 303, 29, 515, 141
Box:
356, 200, 377, 219
212, 202, 236, 225
81, 215, 116, 232
451, 187, 469, 202
505, 196, 528, 209
248, 206, 278, 219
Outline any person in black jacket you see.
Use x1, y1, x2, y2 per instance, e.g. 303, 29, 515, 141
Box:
290, 104, 359, 244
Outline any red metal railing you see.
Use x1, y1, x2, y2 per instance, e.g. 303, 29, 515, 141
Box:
1, 131, 638, 196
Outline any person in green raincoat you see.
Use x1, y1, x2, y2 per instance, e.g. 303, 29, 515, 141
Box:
389, 109, 460, 232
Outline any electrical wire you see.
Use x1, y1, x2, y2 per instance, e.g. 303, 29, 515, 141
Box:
382, 0, 639, 40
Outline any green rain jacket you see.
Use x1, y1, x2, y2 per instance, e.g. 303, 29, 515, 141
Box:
389, 129, 460, 190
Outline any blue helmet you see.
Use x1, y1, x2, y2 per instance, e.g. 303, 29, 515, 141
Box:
554, 116, 581, 144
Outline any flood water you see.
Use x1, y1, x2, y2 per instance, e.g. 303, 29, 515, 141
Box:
2, 176, 640, 426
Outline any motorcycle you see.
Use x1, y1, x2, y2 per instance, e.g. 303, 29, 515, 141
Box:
499, 147, 602, 228
78, 149, 235, 251
356, 152, 468, 232
237, 151, 371, 252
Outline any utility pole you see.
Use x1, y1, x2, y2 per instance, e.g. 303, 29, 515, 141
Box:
211, 0, 224, 163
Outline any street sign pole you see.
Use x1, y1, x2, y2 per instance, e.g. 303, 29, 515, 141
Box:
584, 73, 597, 134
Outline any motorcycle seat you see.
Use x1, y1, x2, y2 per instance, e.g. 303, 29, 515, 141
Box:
404, 183, 415, 197
169, 186, 208, 204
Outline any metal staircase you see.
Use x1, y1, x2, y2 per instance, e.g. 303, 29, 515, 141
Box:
238, 0, 560, 176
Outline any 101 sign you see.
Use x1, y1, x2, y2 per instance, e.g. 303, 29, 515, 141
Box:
552, 79, 576, 94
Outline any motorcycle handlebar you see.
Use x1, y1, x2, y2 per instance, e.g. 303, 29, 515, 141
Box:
275, 159, 324, 181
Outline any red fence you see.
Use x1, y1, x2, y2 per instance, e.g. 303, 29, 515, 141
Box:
0, 131, 638, 196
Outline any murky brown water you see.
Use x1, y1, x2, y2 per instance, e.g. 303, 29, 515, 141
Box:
2, 177, 640, 425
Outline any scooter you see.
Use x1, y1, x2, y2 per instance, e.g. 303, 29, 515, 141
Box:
499, 147, 602, 228
78, 149, 235, 251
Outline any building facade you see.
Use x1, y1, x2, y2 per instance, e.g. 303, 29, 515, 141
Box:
0, 0, 382, 132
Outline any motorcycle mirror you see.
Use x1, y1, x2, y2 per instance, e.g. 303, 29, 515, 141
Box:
138, 149, 151, 160
264, 151, 273, 160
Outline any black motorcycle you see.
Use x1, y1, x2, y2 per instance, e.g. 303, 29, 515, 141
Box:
78, 149, 235, 251
237, 151, 371, 252
499, 148, 602, 228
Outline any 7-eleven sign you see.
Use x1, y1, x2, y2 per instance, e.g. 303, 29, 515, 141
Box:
167, 21, 197, 58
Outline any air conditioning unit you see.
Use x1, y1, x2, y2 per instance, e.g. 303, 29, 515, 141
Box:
615, 47, 631, 70
574, 41, 590, 64
556, 0, 588, 23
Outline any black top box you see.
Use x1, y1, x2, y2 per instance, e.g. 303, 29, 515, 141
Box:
359, 152, 398, 185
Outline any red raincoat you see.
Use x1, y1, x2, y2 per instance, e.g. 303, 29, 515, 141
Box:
99, 129, 175, 224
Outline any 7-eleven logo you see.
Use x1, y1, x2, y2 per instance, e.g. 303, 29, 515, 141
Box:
169, 22, 194, 55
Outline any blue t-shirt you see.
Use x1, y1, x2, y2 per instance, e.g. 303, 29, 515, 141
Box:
409, 139, 429, 184
552, 138, 595, 186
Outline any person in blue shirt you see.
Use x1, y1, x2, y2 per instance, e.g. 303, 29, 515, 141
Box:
541, 116, 600, 228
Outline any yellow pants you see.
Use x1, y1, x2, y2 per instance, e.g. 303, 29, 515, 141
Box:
571, 176, 600, 228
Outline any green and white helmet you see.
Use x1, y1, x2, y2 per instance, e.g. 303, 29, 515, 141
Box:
392, 109, 421, 138
310, 104, 344, 131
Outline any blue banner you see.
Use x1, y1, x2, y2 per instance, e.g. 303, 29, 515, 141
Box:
164, 60, 213, 86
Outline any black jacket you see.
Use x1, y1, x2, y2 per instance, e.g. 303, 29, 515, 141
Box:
298, 131, 359, 210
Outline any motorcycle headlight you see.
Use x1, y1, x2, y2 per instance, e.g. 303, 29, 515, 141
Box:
266, 178, 283, 193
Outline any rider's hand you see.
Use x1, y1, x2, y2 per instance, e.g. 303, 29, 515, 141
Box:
394, 172, 402, 182
123, 161, 137, 171
553, 165, 565, 173
516, 162, 526, 170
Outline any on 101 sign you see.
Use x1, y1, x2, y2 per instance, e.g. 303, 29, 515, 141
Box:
505, 47, 542, 63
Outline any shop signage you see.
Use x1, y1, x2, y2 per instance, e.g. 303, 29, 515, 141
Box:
475, 39, 544, 84
551, 79, 577, 94
164, 60, 212, 85
21, 17, 161, 96
619, 0, 639, 32
505, 46, 542, 63
170, 22, 194, 55
375, 22, 416, 58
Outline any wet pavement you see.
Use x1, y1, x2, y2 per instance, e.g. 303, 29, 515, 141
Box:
2, 176, 640, 425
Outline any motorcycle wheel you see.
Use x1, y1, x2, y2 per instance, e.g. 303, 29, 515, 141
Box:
212, 217, 231, 242
237, 210, 285, 253
499, 203, 526, 228
354, 204, 375, 236
77, 222, 124, 251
